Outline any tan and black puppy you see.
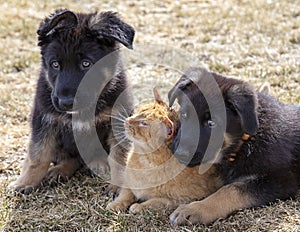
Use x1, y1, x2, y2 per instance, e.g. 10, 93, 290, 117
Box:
9, 9, 135, 194
168, 67, 300, 225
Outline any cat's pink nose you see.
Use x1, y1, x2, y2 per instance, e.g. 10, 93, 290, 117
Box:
125, 117, 134, 125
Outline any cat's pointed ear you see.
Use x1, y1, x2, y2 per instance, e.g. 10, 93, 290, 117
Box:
153, 87, 165, 105
164, 118, 176, 140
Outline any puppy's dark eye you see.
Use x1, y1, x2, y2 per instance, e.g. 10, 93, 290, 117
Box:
203, 112, 217, 128
51, 61, 60, 70
81, 60, 93, 69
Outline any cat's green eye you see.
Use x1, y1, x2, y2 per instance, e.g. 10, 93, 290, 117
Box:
139, 121, 148, 127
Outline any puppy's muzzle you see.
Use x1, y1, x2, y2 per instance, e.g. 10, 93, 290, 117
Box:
58, 97, 74, 111
52, 94, 75, 112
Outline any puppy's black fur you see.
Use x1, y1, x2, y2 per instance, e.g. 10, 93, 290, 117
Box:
168, 67, 300, 225
11, 9, 135, 193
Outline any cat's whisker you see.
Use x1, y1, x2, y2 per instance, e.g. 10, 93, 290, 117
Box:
113, 129, 126, 137
112, 124, 125, 128
111, 122, 126, 126
112, 126, 126, 132
111, 136, 128, 149
112, 127, 125, 132
112, 131, 126, 138
119, 104, 131, 118
112, 124, 123, 129
107, 130, 126, 141
103, 113, 127, 122
107, 136, 121, 142
110, 115, 127, 123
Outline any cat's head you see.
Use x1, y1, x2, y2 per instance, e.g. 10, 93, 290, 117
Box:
125, 88, 178, 150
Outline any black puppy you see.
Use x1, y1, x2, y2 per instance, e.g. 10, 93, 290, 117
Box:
10, 9, 135, 193
168, 67, 300, 225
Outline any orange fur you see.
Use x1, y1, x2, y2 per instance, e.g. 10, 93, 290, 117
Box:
107, 93, 222, 213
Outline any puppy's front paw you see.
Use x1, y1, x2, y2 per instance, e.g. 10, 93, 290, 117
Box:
129, 203, 144, 214
45, 166, 69, 183
7, 181, 35, 195
88, 159, 110, 179
106, 201, 128, 212
170, 202, 215, 226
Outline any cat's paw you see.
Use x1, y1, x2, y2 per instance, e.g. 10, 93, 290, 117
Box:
129, 203, 145, 214
106, 201, 128, 212
105, 184, 120, 198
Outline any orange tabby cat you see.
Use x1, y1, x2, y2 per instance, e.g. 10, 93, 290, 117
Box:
106, 88, 222, 213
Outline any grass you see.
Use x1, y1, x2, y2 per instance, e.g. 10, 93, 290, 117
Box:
0, 0, 299, 231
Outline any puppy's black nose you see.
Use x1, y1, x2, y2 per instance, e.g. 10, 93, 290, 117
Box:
58, 97, 74, 111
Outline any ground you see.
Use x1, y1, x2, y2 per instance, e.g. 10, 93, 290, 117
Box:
0, 0, 299, 231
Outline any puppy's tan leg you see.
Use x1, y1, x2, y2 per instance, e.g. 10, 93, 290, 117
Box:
129, 198, 178, 213
106, 188, 136, 212
46, 157, 82, 182
170, 183, 253, 225
9, 139, 54, 193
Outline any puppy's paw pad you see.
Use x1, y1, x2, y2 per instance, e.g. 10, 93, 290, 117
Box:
129, 203, 144, 214
88, 160, 110, 178
18, 186, 35, 195
170, 203, 213, 225
45, 167, 69, 183
170, 204, 189, 226
106, 201, 127, 212
7, 182, 35, 195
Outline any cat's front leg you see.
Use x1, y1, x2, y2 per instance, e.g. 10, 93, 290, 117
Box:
129, 197, 178, 213
106, 188, 136, 212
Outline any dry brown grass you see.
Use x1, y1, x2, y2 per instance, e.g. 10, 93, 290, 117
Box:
0, 0, 299, 231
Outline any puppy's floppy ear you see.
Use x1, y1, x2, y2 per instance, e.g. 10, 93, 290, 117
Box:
89, 11, 135, 49
168, 75, 192, 107
227, 83, 259, 135
168, 85, 180, 107
37, 9, 78, 37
